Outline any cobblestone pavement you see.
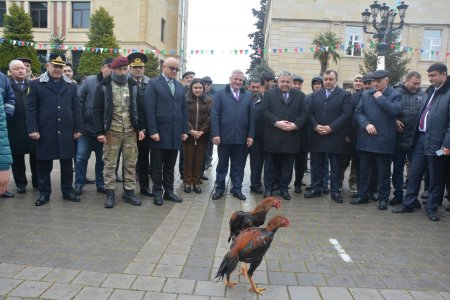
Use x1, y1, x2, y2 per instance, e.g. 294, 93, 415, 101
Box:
0, 154, 449, 299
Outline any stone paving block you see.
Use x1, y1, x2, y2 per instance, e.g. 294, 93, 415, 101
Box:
186, 256, 213, 268
72, 270, 108, 286
42, 268, 80, 283
101, 273, 137, 289
0, 264, 25, 278
177, 295, 209, 300
297, 273, 327, 286
181, 266, 211, 281
73, 286, 113, 300
380, 275, 414, 290
152, 264, 183, 278
159, 254, 188, 266
267, 271, 298, 285
319, 287, 353, 300
254, 284, 289, 300
124, 262, 156, 276
288, 286, 321, 300
324, 274, 357, 287
13, 266, 53, 280
306, 262, 335, 274
142, 291, 177, 300
410, 290, 445, 300
279, 261, 307, 273
380, 289, 414, 300
352, 274, 386, 289
349, 288, 384, 300
0, 278, 23, 295
95, 258, 130, 273
163, 278, 196, 294
40, 283, 83, 300
108, 289, 145, 300
224, 282, 260, 299
407, 276, 446, 291
134, 252, 162, 263
131, 276, 166, 292
194, 280, 225, 297
8, 280, 52, 298
265, 259, 281, 271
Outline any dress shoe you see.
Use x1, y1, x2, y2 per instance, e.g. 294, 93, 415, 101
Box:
212, 191, 224, 200
184, 185, 191, 193
63, 192, 81, 202
263, 190, 272, 198
322, 187, 330, 194
370, 193, 378, 201
200, 172, 208, 180
74, 185, 83, 195
105, 189, 115, 208
16, 186, 26, 193
427, 212, 439, 221
279, 190, 291, 200
351, 193, 360, 199
164, 192, 183, 203
294, 186, 302, 194
388, 196, 403, 206
412, 199, 422, 209
85, 178, 95, 184
97, 186, 107, 194
420, 191, 428, 199
250, 186, 263, 194
392, 204, 414, 213
305, 185, 312, 191
35, 195, 49, 206
1, 191, 15, 198
350, 196, 369, 204
378, 199, 388, 210
122, 190, 142, 206
193, 185, 202, 194
304, 190, 321, 199
115, 175, 124, 182
331, 192, 343, 203
153, 193, 163, 206
140, 187, 153, 197
232, 191, 246, 201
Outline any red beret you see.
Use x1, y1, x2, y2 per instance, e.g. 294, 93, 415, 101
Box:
111, 56, 129, 69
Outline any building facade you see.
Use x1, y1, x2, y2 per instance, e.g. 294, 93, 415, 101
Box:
0, 0, 189, 75
264, 0, 450, 92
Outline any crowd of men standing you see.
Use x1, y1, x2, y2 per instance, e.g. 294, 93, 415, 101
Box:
0, 52, 449, 221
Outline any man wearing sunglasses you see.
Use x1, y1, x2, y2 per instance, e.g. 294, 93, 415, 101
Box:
144, 57, 189, 206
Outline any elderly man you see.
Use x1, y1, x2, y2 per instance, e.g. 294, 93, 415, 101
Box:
211, 69, 255, 200
17, 57, 35, 80
144, 58, 188, 206
27, 53, 82, 206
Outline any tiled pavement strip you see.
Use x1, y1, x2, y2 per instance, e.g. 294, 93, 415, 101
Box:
0, 154, 449, 299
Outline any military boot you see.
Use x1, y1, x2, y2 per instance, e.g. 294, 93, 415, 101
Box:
122, 190, 142, 206
105, 189, 115, 209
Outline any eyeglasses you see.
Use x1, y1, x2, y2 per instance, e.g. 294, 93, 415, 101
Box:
168, 66, 180, 72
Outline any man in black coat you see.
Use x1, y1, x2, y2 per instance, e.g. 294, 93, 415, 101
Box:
352, 70, 402, 210
304, 70, 352, 203
262, 70, 308, 200
7, 59, 37, 194
27, 54, 82, 206
144, 58, 188, 206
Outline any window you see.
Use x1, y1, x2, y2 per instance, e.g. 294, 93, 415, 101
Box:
422, 29, 441, 61
161, 18, 166, 42
345, 26, 363, 57
0, 1, 6, 27
30, 2, 48, 28
72, 2, 90, 28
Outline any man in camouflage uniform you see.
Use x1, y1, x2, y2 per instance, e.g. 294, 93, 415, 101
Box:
93, 56, 146, 208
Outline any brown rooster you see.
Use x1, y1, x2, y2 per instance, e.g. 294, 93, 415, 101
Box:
228, 197, 282, 243
215, 215, 290, 295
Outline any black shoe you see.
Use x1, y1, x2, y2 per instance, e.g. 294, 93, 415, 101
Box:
250, 186, 263, 194
1, 191, 15, 198
378, 199, 388, 210
412, 199, 422, 209
427, 212, 439, 221
184, 185, 191, 193
97, 186, 107, 194
200, 172, 208, 180
304, 190, 321, 199
322, 187, 330, 194
74, 185, 82, 195
420, 191, 428, 199
85, 178, 95, 184
331, 192, 343, 203
140, 187, 154, 197
351, 193, 360, 199
63, 192, 81, 202
16, 186, 26, 193
232, 191, 246, 201
193, 185, 202, 194
212, 191, 224, 200
115, 175, 124, 182
122, 190, 142, 206
294, 186, 302, 194
105, 189, 115, 208
305, 185, 312, 191
392, 205, 414, 213
164, 192, 183, 203
35, 195, 50, 206
350, 196, 369, 205
370, 193, 378, 201
388, 196, 403, 206
153, 193, 163, 206
279, 190, 291, 200
263, 190, 272, 198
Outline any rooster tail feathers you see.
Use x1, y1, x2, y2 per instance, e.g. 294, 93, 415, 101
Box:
215, 251, 239, 280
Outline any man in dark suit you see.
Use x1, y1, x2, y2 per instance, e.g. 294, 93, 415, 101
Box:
27, 53, 82, 206
304, 70, 352, 203
210, 69, 255, 201
262, 70, 308, 200
144, 58, 188, 206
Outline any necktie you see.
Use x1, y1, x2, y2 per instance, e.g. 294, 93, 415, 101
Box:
233, 90, 239, 101
419, 88, 436, 132
283, 93, 289, 103
168, 80, 175, 96
18, 82, 24, 90
326, 90, 331, 98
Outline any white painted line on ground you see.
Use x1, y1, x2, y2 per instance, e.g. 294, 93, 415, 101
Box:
329, 238, 353, 263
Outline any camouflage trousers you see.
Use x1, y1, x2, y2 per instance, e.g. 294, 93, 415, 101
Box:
103, 130, 137, 190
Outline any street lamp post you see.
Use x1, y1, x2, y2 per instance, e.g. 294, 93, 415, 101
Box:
361, 1, 408, 70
